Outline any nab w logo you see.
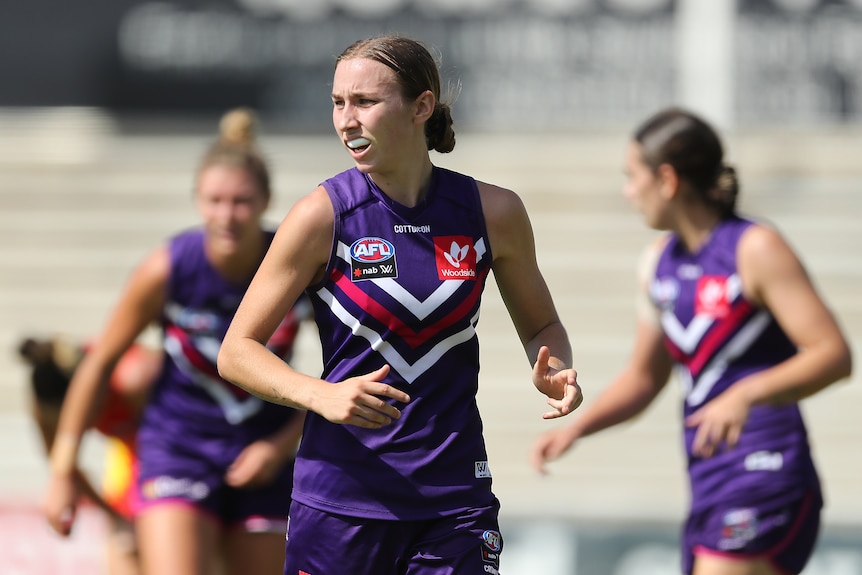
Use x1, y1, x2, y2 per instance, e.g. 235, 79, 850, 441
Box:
474, 460, 492, 478
349, 237, 398, 281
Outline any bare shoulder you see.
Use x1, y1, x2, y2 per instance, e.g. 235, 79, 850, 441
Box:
738, 221, 807, 304
274, 186, 335, 247
283, 186, 334, 229
738, 221, 802, 274
477, 180, 526, 226
476, 181, 532, 262
637, 233, 671, 282
132, 243, 171, 287
270, 186, 335, 282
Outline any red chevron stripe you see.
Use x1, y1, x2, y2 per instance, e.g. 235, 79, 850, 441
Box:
330, 268, 488, 348
685, 299, 756, 378
165, 324, 251, 399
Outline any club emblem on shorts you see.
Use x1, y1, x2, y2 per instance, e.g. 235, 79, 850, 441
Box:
480, 528, 502, 573
434, 236, 476, 280
719, 508, 758, 550
482, 529, 503, 553
141, 475, 210, 501
350, 237, 398, 281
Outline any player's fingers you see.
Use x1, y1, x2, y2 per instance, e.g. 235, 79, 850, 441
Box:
57, 506, 75, 536
367, 363, 391, 382
691, 424, 710, 457
541, 407, 567, 420
354, 401, 401, 427
529, 444, 550, 475
684, 409, 702, 428
726, 425, 742, 449
371, 383, 410, 405
532, 346, 550, 376
564, 382, 583, 413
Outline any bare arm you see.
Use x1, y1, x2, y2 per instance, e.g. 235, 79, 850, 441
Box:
530, 320, 673, 474
478, 182, 581, 418
45, 247, 167, 535
225, 410, 308, 489
738, 224, 852, 402
32, 401, 125, 522
217, 187, 410, 428
529, 239, 674, 473
688, 224, 853, 456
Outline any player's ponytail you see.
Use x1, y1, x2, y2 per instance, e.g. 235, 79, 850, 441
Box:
18, 336, 83, 405
198, 107, 271, 199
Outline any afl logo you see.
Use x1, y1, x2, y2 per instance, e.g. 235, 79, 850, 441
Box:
350, 237, 395, 262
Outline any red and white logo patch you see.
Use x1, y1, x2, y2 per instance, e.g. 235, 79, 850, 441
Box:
434, 236, 476, 280
695, 275, 731, 318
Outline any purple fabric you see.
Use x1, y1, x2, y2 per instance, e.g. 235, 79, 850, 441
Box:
682, 491, 821, 574
294, 167, 497, 520
652, 217, 822, 571
137, 228, 301, 522
283, 499, 502, 575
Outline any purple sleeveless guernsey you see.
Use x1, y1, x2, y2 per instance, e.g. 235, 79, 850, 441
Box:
651, 217, 821, 512
139, 229, 303, 453
293, 166, 496, 520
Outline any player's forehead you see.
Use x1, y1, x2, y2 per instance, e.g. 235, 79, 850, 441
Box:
332, 57, 401, 97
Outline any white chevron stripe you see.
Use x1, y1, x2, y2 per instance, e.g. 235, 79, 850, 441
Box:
335, 238, 487, 321
685, 310, 772, 407
662, 315, 714, 354
316, 286, 480, 384
659, 274, 743, 353
164, 334, 263, 424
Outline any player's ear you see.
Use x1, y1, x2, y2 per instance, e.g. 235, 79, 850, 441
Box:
656, 163, 679, 200
413, 90, 435, 125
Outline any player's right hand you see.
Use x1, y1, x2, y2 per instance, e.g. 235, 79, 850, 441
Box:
313, 364, 411, 428
43, 473, 79, 536
529, 426, 580, 475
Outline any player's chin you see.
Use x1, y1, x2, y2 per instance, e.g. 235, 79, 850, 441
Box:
211, 232, 243, 255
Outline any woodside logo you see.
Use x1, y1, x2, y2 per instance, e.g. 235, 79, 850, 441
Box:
434, 236, 476, 281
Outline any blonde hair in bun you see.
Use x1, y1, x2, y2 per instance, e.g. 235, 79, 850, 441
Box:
198, 107, 271, 198
219, 107, 258, 147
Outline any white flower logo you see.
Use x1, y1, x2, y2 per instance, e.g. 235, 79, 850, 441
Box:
443, 241, 469, 268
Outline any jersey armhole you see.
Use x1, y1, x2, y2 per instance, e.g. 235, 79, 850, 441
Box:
634, 235, 669, 326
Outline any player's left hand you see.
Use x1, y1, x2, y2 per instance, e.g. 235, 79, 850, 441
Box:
686, 386, 751, 458
225, 439, 282, 488
532, 346, 582, 419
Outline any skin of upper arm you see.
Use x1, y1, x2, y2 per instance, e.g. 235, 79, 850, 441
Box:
227, 187, 334, 347
87, 247, 168, 367
739, 224, 846, 354
478, 182, 561, 346
634, 235, 668, 327
57, 246, 168, 435
627, 318, 674, 396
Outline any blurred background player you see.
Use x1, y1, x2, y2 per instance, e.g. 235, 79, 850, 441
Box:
19, 335, 162, 575
42, 108, 310, 575
531, 107, 852, 575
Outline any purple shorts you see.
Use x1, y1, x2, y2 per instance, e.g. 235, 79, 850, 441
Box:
283, 499, 502, 575
136, 429, 293, 533
682, 491, 821, 574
